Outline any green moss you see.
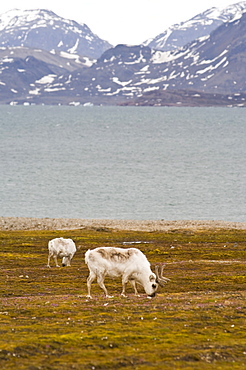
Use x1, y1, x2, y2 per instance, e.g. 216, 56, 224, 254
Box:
0, 227, 246, 369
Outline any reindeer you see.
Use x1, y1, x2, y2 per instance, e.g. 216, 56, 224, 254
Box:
47, 237, 76, 267
85, 247, 169, 298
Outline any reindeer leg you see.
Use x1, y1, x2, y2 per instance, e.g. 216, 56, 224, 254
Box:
47, 253, 52, 268
67, 255, 72, 266
121, 279, 128, 297
121, 274, 131, 297
54, 255, 60, 267
87, 271, 96, 298
97, 274, 113, 298
129, 280, 140, 297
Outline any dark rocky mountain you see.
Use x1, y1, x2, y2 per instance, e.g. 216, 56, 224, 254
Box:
0, 55, 57, 104
0, 46, 96, 105
1, 5, 246, 106
30, 12, 246, 107
144, 1, 246, 52
0, 9, 112, 59
7, 44, 155, 105
139, 11, 246, 96
0, 8, 110, 104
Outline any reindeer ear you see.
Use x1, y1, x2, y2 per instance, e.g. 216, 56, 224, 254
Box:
149, 274, 155, 282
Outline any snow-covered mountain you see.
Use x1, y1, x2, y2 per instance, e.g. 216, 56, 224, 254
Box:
145, 1, 246, 51
0, 9, 112, 59
1, 3, 246, 106
29, 10, 246, 107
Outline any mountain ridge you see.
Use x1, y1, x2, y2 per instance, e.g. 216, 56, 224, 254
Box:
0, 8, 112, 59
0, 4, 246, 106
144, 1, 246, 51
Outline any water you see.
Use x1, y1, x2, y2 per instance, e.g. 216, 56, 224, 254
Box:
0, 105, 245, 222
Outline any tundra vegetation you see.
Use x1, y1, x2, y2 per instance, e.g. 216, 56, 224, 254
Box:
0, 227, 245, 369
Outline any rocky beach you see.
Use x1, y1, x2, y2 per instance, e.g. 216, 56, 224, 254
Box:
0, 216, 245, 231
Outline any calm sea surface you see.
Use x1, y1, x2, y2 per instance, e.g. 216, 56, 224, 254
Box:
0, 106, 245, 222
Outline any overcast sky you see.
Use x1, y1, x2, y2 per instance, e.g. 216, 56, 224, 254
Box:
0, 0, 241, 45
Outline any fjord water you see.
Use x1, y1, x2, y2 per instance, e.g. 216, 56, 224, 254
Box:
0, 106, 245, 222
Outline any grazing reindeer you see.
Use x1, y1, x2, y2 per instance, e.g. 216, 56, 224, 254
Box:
47, 237, 76, 267
85, 247, 169, 298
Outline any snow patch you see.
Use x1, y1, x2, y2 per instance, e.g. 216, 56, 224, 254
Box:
68, 38, 79, 53
36, 74, 56, 84
143, 86, 160, 92
112, 77, 132, 86
29, 88, 40, 95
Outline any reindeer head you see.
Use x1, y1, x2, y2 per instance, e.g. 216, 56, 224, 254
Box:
147, 273, 158, 297
145, 265, 170, 297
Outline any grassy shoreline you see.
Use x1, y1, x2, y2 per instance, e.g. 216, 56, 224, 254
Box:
0, 226, 246, 369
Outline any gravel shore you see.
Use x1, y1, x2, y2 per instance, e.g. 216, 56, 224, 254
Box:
0, 217, 245, 232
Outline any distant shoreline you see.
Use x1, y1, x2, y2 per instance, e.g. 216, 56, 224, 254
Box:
0, 217, 245, 232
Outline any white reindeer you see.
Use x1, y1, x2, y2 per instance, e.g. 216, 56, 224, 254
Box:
47, 237, 76, 268
85, 247, 169, 298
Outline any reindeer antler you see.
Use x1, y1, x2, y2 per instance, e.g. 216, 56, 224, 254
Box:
155, 265, 170, 287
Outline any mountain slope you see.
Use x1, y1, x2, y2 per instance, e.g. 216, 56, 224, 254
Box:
145, 1, 246, 51
0, 9, 112, 59
1, 5, 246, 106
146, 11, 246, 95
35, 12, 246, 106
0, 47, 94, 73
0, 55, 57, 104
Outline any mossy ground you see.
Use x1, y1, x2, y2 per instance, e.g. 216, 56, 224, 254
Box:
0, 227, 245, 369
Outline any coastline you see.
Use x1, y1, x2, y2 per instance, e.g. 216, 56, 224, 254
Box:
0, 216, 245, 232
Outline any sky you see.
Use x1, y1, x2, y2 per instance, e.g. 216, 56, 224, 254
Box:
0, 0, 242, 45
